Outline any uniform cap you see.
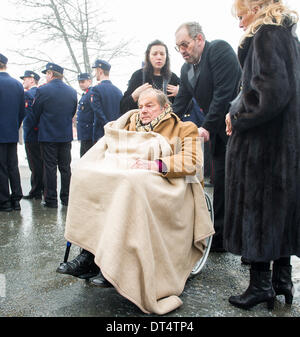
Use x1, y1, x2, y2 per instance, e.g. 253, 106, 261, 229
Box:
20, 70, 40, 82
42, 62, 64, 75
92, 59, 111, 71
0, 53, 8, 65
77, 73, 92, 81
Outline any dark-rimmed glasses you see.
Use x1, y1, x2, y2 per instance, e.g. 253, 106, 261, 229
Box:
175, 39, 195, 52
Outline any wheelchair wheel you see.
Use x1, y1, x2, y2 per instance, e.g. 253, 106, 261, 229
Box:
190, 192, 214, 277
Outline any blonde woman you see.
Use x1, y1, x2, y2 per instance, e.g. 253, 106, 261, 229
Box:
224, 0, 300, 310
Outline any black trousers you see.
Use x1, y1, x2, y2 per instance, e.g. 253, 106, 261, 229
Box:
211, 137, 226, 248
204, 141, 213, 182
25, 142, 44, 197
80, 140, 94, 158
40, 142, 72, 206
0, 143, 23, 204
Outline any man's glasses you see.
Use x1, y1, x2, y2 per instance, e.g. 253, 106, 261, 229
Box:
175, 39, 195, 52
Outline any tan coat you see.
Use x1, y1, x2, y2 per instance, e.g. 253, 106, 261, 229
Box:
125, 111, 202, 179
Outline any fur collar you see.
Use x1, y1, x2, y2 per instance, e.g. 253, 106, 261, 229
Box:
238, 17, 297, 68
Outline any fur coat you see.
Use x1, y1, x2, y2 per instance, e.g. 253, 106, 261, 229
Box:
223, 20, 300, 262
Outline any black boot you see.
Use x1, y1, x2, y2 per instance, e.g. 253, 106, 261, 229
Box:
241, 256, 251, 265
229, 269, 276, 310
272, 264, 294, 305
89, 270, 113, 288
0, 201, 13, 212
56, 249, 99, 279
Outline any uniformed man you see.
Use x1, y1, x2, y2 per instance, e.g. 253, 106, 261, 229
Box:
0, 53, 25, 212
20, 70, 44, 200
31, 63, 77, 208
91, 60, 123, 142
76, 73, 94, 157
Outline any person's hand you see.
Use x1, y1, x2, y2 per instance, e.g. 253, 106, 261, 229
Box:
131, 83, 153, 102
131, 159, 159, 172
225, 113, 232, 136
167, 84, 179, 97
198, 127, 210, 142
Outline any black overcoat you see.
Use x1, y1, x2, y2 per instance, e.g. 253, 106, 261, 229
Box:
172, 40, 242, 156
224, 22, 300, 262
120, 69, 180, 114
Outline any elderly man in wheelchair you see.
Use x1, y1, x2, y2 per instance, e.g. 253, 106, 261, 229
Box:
57, 88, 214, 315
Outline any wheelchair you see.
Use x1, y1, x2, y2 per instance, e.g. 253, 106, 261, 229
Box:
61, 190, 214, 277
189, 139, 215, 276
190, 191, 214, 277
61, 140, 214, 277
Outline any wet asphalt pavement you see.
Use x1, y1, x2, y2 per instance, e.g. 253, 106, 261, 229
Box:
0, 143, 300, 318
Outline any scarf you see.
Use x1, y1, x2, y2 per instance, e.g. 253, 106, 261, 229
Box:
135, 104, 173, 132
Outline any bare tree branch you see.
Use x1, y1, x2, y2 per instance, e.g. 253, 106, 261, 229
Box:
5, 0, 133, 80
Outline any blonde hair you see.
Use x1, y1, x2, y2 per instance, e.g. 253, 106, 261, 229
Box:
232, 0, 298, 44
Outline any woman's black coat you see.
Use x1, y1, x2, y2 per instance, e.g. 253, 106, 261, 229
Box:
224, 22, 300, 262
120, 68, 180, 114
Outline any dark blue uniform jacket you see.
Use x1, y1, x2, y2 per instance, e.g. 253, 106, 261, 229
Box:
76, 87, 94, 141
90, 80, 122, 141
0, 72, 25, 143
23, 86, 38, 142
32, 79, 77, 142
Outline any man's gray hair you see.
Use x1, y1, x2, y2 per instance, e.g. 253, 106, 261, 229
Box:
176, 22, 206, 40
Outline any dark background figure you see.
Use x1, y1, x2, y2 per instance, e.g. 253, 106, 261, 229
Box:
0, 53, 25, 212
181, 98, 205, 126
76, 73, 94, 157
224, 0, 300, 311
181, 98, 213, 186
31, 63, 77, 208
91, 60, 123, 142
173, 22, 242, 252
21, 70, 44, 200
120, 40, 180, 114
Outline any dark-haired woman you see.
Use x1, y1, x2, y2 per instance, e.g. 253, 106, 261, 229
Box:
120, 40, 180, 114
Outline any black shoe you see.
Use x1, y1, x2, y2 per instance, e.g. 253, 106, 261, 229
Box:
229, 269, 276, 310
272, 264, 294, 305
23, 194, 42, 200
241, 257, 251, 265
0, 201, 13, 212
41, 201, 58, 209
89, 271, 113, 288
61, 200, 68, 206
11, 200, 21, 211
56, 249, 99, 278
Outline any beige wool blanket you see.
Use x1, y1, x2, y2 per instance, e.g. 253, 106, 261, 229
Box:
65, 110, 214, 315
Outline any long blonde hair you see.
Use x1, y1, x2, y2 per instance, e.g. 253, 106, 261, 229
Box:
232, 0, 298, 44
